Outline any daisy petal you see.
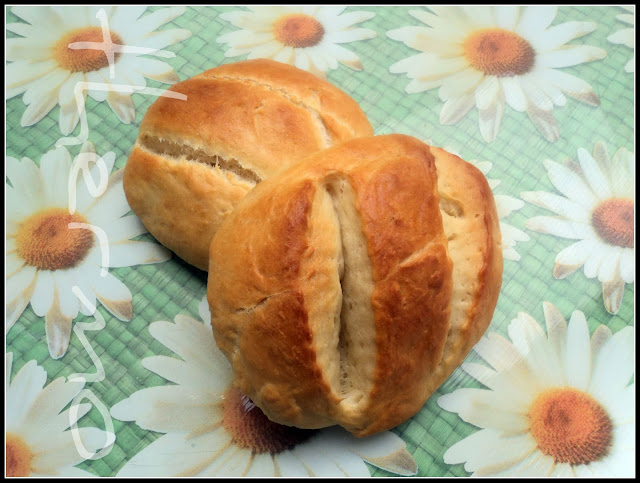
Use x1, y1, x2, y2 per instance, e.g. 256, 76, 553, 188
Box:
6, 360, 47, 427
553, 240, 597, 278
244, 452, 276, 477
534, 21, 597, 52
31, 427, 112, 472
526, 105, 559, 142
111, 385, 222, 434
207, 447, 253, 476
92, 272, 133, 321
526, 216, 596, 240
342, 427, 416, 476
564, 310, 591, 391
542, 158, 598, 206
106, 90, 136, 124
440, 93, 475, 125
45, 303, 73, 359
597, 248, 621, 283
446, 429, 536, 474
539, 45, 607, 69
142, 355, 226, 393
305, 428, 371, 476
618, 249, 634, 284
275, 450, 310, 477
54, 270, 81, 319
516, 6, 557, 38
495, 5, 520, 31
40, 146, 72, 207
590, 324, 612, 362
133, 6, 187, 35
31, 270, 55, 317
501, 77, 527, 112
602, 278, 625, 314
135, 58, 180, 84
544, 69, 600, 106
589, 326, 634, 401
116, 430, 231, 477
521, 190, 589, 221
478, 93, 505, 142
6, 59, 58, 94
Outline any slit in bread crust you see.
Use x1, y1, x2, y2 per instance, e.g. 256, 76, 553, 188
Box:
197, 73, 334, 149
139, 134, 262, 185
325, 177, 376, 410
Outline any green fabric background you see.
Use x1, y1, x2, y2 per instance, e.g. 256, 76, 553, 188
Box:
5, 6, 634, 477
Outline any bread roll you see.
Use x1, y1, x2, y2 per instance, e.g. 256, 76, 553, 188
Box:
427, 146, 503, 400
123, 59, 373, 271
208, 134, 455, 436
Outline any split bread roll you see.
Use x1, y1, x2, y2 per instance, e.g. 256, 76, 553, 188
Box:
123, 59, 373, 271
207, 134, 503, 437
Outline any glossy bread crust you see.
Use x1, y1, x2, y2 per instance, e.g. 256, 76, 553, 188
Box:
123, 59, 373, 270
208, 135, 455, 436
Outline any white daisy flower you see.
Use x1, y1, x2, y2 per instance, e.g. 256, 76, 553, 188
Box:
521, 142, 634, 314
6, 142, 171, 359
111, 297, 417, 477
388, 6, 607, 142
607, 6, 635, 73
438, 302, 634, 477
6, 352, 115, 477
427, 141, 530, 261
6, 6, 191, 134
217, 6, 376, 78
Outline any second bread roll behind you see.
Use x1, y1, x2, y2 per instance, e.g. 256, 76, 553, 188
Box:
123, 59, 373, 271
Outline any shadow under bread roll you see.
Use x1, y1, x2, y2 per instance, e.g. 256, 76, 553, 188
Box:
123, 59, 373, 271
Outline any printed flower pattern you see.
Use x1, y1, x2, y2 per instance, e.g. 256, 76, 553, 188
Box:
217, 6, 376, 78
6, 142, 171, 358
607, 6, 635, 73
6, 352, 115, 477
438, 302, 634, 477
111, 297, 417, 477
521, 142, 634, 314
388, 6, 607, 142
6, 6, 191, 134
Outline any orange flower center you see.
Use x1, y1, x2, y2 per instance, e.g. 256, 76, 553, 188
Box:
273, 14, 325, 48
54, 26, 123, 72
6, 432, 32, 477
16, 208, 94, 271
591, 198, 634, 248
221, 387, 313, 454
528, 387, 612, 465
463, 28, 535, 76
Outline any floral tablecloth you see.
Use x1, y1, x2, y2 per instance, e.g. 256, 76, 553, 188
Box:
5, 6, 635, 478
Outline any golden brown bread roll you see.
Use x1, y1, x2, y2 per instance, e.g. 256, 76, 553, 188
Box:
123, 59, 373, 271
426, 146, 503, 400
207, 134, 457, 436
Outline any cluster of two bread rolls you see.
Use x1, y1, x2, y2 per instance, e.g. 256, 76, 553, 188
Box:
124, 59, 502, 437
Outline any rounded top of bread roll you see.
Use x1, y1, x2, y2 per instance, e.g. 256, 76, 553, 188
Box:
123, 59, 373, 270
207, 134, 454, 437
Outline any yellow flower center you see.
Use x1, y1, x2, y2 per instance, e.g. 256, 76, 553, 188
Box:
54, 27, 123, 73
463, 28, 535, 76
16, 208, 94, 271
6, 432, 32, 477
528, 387, 612, 465
221, 387, 313, 454
273, 14, 325, 48
591, 198, 634, 248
